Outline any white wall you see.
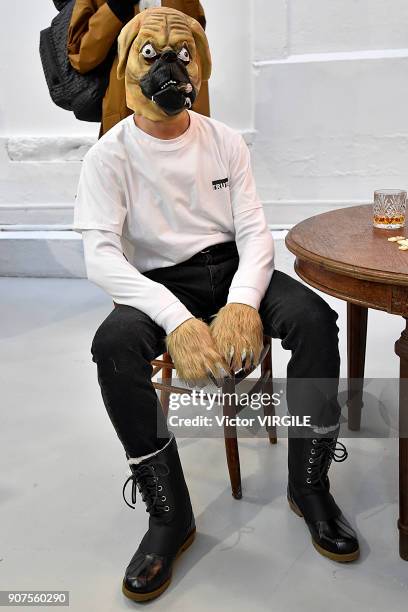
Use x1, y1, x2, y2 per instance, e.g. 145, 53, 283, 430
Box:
0, 1, 98, 137
205, 0, 253, 130
289, 0, 408, 54
251, 0, 408, 224
1, 0, 408, 227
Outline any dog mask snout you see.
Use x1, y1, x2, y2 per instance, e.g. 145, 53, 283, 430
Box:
140, 55, 197, 116
160, 50, 178, 63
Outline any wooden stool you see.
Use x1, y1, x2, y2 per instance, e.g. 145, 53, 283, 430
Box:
151, 335, 277, 499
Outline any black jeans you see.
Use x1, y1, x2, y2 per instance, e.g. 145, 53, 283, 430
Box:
90, 241, 341, 458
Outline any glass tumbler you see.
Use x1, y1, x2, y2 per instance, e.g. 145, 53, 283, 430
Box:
373, 189, 406, 229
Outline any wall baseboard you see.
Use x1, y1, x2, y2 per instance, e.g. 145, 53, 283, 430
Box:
6, 136, 96, 162
0, 199, 370, 226
0, 204, 75, 225
4, 130, 256, 163
0, 229, 291, 278
0, 231, 86, 278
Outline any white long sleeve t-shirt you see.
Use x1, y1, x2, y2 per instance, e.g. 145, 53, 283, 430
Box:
73, 110, 275, 335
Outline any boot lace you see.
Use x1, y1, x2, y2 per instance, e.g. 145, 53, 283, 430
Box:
122, 462, 170, 515
306, 437, 348, 487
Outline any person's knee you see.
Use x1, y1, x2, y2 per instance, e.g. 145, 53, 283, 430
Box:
290, 292, 339, 344
286, 293, 340, 377
91, 319, 123, 361
91, 313, 155, 363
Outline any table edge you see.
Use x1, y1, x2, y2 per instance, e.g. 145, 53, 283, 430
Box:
285, 231, 408, 287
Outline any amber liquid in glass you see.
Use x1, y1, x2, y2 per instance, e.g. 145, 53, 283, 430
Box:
373, 214, 406, 227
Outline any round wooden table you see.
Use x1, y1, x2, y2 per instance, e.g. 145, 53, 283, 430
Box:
285, 204, 408, 561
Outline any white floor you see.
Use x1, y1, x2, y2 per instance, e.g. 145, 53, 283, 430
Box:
0, 272, 407, 612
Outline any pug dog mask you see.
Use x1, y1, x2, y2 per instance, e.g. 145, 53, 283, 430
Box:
117, 7, 212, 121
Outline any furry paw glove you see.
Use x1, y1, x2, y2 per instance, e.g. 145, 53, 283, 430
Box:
209, 303, 264, 372
166, 318, 230, 386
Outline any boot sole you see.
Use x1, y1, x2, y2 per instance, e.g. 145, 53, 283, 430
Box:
122, 528, 196, 603
288, 497, 360, 563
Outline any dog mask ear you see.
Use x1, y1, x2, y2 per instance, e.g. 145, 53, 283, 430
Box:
187, 16, 212, 81
117, 14, 143, 80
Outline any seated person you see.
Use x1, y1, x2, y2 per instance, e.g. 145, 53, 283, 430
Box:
73, 7, 359, 603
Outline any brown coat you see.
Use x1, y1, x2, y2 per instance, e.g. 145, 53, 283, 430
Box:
67, 0, 210, 137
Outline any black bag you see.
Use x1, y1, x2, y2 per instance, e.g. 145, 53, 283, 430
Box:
40, 0, 114, 122
52, 0, 71, 10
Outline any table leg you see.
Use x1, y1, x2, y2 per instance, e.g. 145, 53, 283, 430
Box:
347, 303, 368, 431
395, 317, 408, 561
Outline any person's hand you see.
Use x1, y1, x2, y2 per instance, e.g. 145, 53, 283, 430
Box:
166, 318, 231, 387
209, 303, 264, 372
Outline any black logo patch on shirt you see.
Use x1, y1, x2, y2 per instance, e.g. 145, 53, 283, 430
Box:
212, 177, 229, 191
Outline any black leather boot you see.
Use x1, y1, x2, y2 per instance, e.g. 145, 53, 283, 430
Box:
121, 434, 196, 602
288, 426, 359, 563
